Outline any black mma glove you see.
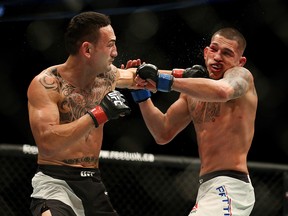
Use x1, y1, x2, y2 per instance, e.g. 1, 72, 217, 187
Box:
87, 90, 131, 127
131, 89, 151, 103
136, 64, 209, 92
172, 65, 209, 78
136, 63, 174, 92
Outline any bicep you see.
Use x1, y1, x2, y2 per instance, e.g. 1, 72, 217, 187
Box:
27, 78, 60, 135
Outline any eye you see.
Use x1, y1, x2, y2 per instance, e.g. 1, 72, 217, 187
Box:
222, 50, 234, 57
108, 41, 116, 48
209, 46, 217, 52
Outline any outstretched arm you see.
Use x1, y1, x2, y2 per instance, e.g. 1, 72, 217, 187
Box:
115, 59, 141, 89
136, 64, 252, 102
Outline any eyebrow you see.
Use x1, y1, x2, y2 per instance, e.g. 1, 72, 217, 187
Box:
210, 43, 234, 55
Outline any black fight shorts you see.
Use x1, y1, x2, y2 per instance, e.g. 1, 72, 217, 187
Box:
30, 165, 119, 216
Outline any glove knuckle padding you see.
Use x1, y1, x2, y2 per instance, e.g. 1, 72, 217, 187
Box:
183, 65, 209, 78
136, 63, 158, 82
101, 90, 131, 119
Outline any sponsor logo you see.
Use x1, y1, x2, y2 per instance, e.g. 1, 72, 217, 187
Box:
216, 185, 232, 216
100, 150, 154, 162
23, 144, 38, 155
190, 203, 198, 213
80, 171, 95, 177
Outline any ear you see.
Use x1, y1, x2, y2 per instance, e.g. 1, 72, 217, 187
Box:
203, 46, 209, 59
239, 56, 247, 67
81, 42, 91, 57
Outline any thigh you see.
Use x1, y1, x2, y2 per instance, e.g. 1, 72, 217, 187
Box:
30, 198, 77, 216
188, 187, 225, 216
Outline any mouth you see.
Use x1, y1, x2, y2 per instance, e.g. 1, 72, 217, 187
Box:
211, 63, 222, 71
109, 58, 114, 64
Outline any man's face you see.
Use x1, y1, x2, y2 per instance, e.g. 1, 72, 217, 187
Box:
93, 25, 118, 73
204, 34, 245, 80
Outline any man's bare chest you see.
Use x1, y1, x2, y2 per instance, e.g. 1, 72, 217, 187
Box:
189, 101, 221, 124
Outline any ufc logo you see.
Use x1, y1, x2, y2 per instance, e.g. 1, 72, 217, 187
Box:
80, 171, 95, 177
108, 91, 124, 106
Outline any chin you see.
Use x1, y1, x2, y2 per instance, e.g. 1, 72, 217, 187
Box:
210, 73, 221, 80
106, 65, 112, 71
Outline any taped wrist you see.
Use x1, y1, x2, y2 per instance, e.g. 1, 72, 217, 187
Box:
87, 106, 108, 127
157, 73, 174, 92
172, 69, 185, 78
131, 89, 151, 103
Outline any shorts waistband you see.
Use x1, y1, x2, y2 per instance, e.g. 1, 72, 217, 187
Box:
37, 164, 100, 180
199, 170, 250, 185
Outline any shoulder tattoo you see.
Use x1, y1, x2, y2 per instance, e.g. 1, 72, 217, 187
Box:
224, 68, 250, 98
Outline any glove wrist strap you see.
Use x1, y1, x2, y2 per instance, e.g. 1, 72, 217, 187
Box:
131, 90, 151, 103
172, 69, 184, 78
87, 106, 108, 127
157, 74, 173, 92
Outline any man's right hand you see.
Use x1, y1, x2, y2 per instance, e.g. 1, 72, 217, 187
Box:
121, 59, 141, 69
87, 90, 131, 127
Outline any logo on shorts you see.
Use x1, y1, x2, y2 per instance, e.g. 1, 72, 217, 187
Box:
190, 203, 198, 214
80, 171, 95, 177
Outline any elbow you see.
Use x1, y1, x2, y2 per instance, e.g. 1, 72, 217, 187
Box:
216, 86, 234, 102
36, 142, 54, 158
33, 132, 57, 158
154, 132, 174, 145
155, 139, 169, 145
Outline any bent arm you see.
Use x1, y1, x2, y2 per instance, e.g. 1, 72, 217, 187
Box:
170, 67, 252, 102
27, 75, 95, 157
138, 95, 191, 144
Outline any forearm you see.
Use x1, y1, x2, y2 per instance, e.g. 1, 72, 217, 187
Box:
116, 68, 137, 89
34, 114, 95, 157
172, 78, 233, 102
138, 99, 171, 144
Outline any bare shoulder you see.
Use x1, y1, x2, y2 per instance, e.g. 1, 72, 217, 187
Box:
223, 66, 255, 87
222, 67, 255, 99
28, 67, 60, 103
224, 66, 253, 80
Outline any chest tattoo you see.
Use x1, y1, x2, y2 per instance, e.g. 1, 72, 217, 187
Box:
39, 68, 115, 123
192, 102, 221, 124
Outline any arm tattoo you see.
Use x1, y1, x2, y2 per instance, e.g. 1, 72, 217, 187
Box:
224, 68, 250, 98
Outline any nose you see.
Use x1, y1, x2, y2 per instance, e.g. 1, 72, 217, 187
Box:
214, 51, 222, 62
112, 45, 118, 58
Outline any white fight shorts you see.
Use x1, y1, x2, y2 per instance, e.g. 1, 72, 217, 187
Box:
188, 170, 255, 216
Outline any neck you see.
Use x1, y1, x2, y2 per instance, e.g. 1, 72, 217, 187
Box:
59, 57, 95, 90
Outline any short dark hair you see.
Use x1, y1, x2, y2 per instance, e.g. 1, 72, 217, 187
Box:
212, 27, 246, 55
64, 11, 111, 55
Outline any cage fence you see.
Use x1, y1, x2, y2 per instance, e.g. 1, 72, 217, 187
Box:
0, 144, 287, 216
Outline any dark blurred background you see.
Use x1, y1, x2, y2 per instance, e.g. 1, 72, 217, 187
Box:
0, 0, 287, 164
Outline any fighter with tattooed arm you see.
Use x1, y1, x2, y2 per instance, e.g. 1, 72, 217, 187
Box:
28, 11, 141, 216
132, 27, 257, 215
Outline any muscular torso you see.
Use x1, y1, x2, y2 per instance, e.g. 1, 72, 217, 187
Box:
186, 85, 257, 176
32, 66, 117, 168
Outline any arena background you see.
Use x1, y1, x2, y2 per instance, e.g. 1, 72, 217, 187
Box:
1, 0, 288, 163
0, 0, 288, 215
